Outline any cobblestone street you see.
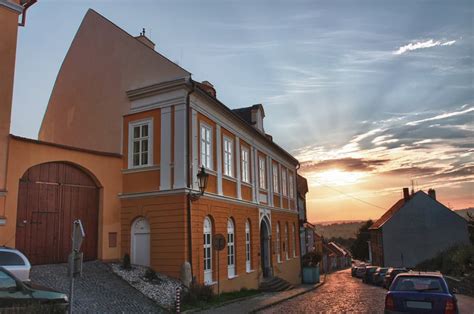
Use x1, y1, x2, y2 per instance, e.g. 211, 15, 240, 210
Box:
260, 269, 386, 313
31, 261, 164, 313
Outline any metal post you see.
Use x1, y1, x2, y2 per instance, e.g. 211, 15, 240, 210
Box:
217, 249, 220, 296
175, 287, 181, 313
69, 273, 74, 314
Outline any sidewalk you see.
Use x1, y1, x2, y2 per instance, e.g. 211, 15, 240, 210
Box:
457, 294, 474, 314
201, 276, 326, 314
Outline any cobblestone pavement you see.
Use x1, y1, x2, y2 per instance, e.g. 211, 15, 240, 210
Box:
31, 261, 165, 313
260, 269, 385, 313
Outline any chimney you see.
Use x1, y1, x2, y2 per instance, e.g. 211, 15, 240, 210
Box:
428, 188, 436, 200
403, 188, 410, 201
135, 28, 155, 50
199, 81, 216, 98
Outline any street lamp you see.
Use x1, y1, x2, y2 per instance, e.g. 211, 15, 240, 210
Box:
191, 166, 209, 201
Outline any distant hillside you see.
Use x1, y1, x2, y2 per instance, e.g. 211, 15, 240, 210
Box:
455, 208, 473, 220
313, 221, 367, 239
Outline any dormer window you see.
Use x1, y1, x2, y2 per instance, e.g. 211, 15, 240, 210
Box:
128, 119, 153, 168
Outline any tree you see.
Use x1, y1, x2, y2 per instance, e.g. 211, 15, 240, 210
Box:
350, 220, 373, 261
467, 211, 474, 245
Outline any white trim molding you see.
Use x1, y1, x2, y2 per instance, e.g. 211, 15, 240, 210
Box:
160, 107, 172, 190
0, 0, 23, 14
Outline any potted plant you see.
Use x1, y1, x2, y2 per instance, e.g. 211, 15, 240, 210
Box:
302, 251, 322, 284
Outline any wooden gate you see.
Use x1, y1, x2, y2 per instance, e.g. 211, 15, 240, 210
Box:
15, 162, 99, 265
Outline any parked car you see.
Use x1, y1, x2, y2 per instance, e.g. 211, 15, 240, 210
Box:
0, 247, 31, 282
383, 267, 407, 289
373, 267, 389, 286
362, 266, 378, 284
355, 265, 367, 278
0, 267, 69, 312
385, 272, 458, 314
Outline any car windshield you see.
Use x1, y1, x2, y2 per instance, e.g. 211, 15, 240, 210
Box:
393, 276, 445, 292
0, 270, 17, 289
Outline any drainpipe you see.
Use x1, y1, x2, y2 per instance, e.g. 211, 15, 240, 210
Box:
186, 79, 196, 281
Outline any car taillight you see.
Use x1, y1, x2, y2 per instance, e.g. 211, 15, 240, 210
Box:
385, 294, 395, 311
445, 298, 456, 314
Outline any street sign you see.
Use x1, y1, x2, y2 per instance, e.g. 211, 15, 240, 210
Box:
213, 234, 226, 251
72, 220, 85, 252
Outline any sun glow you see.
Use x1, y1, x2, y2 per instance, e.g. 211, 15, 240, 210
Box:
311, 169, 368, 186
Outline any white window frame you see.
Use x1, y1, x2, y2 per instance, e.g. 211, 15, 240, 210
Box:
258, 156, 266, 190
200, 123, 213, 170
227, 219, 236, 278
245, 220, 251, 272
203, 217, 213, 284
272, 163, 279, 194
292, 223, 297, 257
241, 147, 250, 183
285, 223, 289, 260
223, 136, 233, 177
276, 223, 281, 263
282, 169, 288, 197
289, 173, 295, 199
128, 119, 153, 169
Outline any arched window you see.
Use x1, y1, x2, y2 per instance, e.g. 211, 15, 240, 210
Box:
203, 217, 212, 284
276, 222, 281, 262
285, 223, 289, 260
227, 218, 235, 277
292, 223, 297, 257
245, 220, 251, 272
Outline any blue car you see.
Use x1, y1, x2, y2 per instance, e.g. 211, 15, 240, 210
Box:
385, 272, 458, 314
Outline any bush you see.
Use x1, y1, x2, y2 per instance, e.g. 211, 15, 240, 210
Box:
302, 251, 322, 267
144, 267, 158, 281
416, 245, 474, 276
122, 253, 132, 270
183, 282, 214, 305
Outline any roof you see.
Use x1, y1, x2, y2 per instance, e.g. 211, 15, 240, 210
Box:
192, 84, 299, 165
328, 242, 348, 257
297, 174, 309, 196
369, 198, 406, 230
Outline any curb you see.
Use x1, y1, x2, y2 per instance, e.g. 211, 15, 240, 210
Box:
250, 277, 326, 313
182, 293, 264, 313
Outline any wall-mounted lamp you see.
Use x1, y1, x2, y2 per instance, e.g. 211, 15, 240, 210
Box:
190, 166, 209, 201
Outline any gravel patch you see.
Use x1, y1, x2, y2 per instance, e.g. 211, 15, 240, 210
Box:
111, 263, 183, 310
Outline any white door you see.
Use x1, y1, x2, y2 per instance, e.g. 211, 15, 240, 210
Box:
131, 217, 150, 266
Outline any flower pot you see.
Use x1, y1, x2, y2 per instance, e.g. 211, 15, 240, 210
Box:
302, 265, 320, 284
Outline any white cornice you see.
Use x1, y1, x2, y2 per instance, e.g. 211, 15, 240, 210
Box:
0, 0, 23, 14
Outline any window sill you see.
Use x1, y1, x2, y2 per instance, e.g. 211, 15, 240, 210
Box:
246, 269, 256, 274
223, 175, 236, 182
122, 165, 159, 174
228, 275, 239, 280
204, 281, 218, 286
259, 188, 268, 192
241, 181, 252, 188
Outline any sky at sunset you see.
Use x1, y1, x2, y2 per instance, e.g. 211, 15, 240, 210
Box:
11, 0, 473, 222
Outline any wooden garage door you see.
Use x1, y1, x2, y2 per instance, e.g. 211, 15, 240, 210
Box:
15, 162, 99, 265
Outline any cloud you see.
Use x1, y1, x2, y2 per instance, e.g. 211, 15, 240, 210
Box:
406, 106, 474, 126
301, 157, 389, 173
394, 39, 457, 55
381, 166, 442, 177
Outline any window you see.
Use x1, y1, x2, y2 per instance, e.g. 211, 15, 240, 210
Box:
276, 223, 281, 262
241, 147, 250, 183
0, 270, 17, 290
203, 217, 212, 284
0, 252, 25, 266
245, 220, 251, 272
292, 223, 297, 257
129, 120, 152, 168
282, 169, 288, 196
227, 219, 235, 278
200, 124, 212, 169
223, 137, 233, 177
285, 223, 289, 260
258, 156, 266, 189
289, 173, 294, 199
272, 163, 279, 193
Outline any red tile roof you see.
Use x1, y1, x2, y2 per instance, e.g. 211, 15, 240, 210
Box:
369, 198, 406, 230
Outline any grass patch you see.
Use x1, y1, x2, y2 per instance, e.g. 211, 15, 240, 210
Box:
182, 288, 260, 311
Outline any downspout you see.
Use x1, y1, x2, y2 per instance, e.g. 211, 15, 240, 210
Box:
186, 80, 196, 281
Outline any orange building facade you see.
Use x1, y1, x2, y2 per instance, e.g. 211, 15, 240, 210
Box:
0, 5, 301, 292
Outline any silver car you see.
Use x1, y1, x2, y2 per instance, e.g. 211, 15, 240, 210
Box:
0, 247, 31, 282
